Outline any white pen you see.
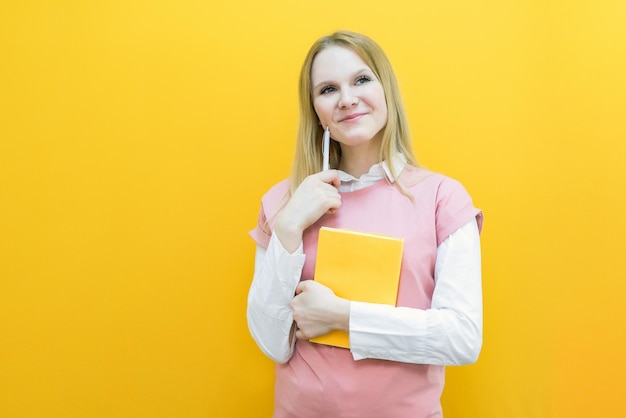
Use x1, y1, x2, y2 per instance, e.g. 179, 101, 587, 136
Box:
322, 126, 330, 171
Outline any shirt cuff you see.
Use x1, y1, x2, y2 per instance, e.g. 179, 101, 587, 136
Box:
349, 301, 429, 362
266, 232, 305, 295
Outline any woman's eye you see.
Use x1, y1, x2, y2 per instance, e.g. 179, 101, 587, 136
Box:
356, 76, 371, 85
320, 86, 336, 95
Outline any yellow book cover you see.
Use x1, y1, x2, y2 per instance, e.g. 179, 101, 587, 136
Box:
310, 227, 404, 349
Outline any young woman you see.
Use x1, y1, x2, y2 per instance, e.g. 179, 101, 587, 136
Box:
247, 30, 483, 417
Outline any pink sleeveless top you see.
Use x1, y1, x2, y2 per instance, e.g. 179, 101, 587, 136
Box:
250, 167, 483, 418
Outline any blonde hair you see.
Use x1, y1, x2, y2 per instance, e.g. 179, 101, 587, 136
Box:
290, 30, 418, 195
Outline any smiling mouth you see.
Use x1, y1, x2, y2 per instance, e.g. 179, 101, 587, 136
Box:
339, 113, 366, 122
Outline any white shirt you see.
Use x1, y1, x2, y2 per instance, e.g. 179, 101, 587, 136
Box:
247, 159, 482, 365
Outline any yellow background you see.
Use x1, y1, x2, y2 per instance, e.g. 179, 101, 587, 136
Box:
1, 1, 625, 417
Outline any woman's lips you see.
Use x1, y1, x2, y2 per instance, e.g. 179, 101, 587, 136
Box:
339, 113, 366, 122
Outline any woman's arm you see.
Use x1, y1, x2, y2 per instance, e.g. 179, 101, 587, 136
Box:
348, 219, 482, 365
247, 171, 342, 362
246, 234, 305, 363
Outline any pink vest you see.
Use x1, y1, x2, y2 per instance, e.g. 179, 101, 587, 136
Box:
251, 167, 483, 418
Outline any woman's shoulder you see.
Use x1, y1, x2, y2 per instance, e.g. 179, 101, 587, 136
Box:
401, 165, 472, 197
260, 178, 290, 209
401, 165, 482, 239
400, 165, 447, 187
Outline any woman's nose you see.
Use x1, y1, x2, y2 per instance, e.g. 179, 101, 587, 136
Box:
338, 88, 358, 108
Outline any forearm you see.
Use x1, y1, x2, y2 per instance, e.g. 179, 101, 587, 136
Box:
273, 219, 304, 254
247, 234, 305, 363
349, 220, 483, 365
349, 303, 481, 365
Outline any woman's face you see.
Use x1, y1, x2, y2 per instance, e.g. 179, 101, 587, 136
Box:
310, 46, 388, 149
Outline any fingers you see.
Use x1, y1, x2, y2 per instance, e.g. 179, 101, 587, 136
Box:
294, 281, 306, 295
295, 328, 306, 340
275, 170, 341, 247
298, 173, 341, 217
316, 169, 341, 188
292, 281, 337, 340
294, 328, 315, 340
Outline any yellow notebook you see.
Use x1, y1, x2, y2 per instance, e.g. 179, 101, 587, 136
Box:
310, 227, 404, 349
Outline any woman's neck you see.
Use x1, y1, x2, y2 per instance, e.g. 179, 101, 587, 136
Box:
338, 141, 382, 178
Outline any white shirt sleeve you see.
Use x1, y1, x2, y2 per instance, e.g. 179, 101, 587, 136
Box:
349, 218, 482, 365
246, 233, 305, 363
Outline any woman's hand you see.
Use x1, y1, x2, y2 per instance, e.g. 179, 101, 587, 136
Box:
291, 280, 350, 340
274, 170, 341, 252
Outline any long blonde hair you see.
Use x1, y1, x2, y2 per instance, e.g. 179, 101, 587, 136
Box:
290, 30, 418, 195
